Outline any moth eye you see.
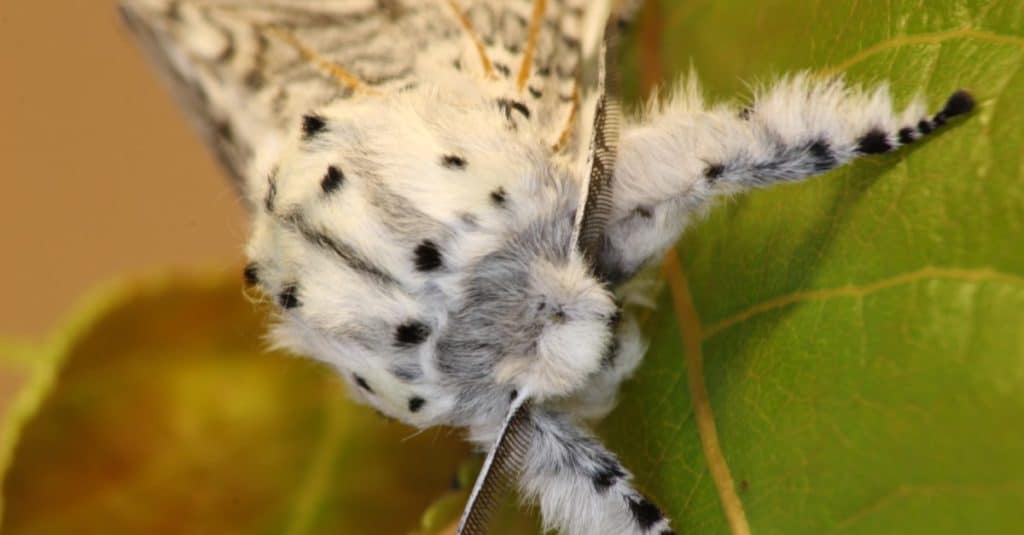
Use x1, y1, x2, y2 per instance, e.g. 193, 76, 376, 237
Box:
408, 396, 426, 413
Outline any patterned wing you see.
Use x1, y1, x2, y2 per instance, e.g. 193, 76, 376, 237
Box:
120, 0, 614, 204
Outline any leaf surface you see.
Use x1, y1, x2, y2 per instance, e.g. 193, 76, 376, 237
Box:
0, 276, 470, 534
602, 1, 1024, 533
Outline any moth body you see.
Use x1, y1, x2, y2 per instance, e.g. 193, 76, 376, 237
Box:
121, 1, 975, 533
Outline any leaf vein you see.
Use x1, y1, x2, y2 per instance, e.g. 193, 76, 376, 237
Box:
818, 27, 1024, 77
703, 266, 1024, 340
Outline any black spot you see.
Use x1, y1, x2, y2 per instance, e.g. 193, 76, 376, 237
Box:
278, 285, 300, 309
510, 389, 518, 402
244, 69, 265, 90
452, 58, 462, 71
808, 139, 837, 171
898, 127, 916, 144
302, 113, 327, 139
538, 66, 551, 77
408, 396, 426, 412
243, 263, 259, 286
395, 321, 431, 347
441, 154, 467, 169
414, 240, 443, 271
659, 531, 677, 535
354, 374, 374, 393
857, 129, 891, 154
940, 89, 975, 118
321, 165, 344, 193
491, 187, 508, 206
497, 98, 531, 119
264, 173, 277, 212
494, 62, 511, 77
918, 119, 934, 135
738, 107, 753, 120
528, 86, 543, 98
704, 163, 725, 182
627, 496, 664, 530
591, 455, 625, 494
505, 43, 520, 54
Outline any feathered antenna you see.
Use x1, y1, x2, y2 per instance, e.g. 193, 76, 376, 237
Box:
455, 394, 533, 534
576, 15, 623, 263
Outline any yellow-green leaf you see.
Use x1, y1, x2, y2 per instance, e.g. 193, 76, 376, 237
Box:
1, 275, 469, 534
602, 1, 1024, 534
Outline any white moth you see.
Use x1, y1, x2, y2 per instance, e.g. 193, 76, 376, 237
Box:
120, 1, 974, 533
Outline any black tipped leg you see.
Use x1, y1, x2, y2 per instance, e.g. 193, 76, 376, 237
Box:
941, 90, 975, 118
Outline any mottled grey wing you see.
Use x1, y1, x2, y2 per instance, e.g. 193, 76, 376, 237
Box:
119, 0, 612, 206
119, 0, 456, 200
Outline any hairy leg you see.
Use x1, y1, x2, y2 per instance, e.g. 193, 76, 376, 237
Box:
518, 409, 674, 535
598, 74, 974, 282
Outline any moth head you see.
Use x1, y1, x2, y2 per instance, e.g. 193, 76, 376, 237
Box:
454, 214, 618, 402
492, 251, 618, 400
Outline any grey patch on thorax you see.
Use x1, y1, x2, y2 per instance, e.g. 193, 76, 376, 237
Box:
435, 199, 583, 425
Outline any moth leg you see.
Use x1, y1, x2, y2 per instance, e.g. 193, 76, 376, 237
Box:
597, 74, 974, 283
520, 409, 674, 535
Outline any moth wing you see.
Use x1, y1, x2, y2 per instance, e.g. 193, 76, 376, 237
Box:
120, 0, 615, 206
119, 0, 461, 203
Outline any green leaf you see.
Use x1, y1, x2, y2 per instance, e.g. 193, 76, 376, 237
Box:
602, 1, 1024, 534
0, 275, 470, 534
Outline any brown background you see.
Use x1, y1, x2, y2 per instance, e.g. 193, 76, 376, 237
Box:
1, 1, 246, 339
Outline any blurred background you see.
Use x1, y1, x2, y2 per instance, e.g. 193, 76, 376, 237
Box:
1, 0, 246, 339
